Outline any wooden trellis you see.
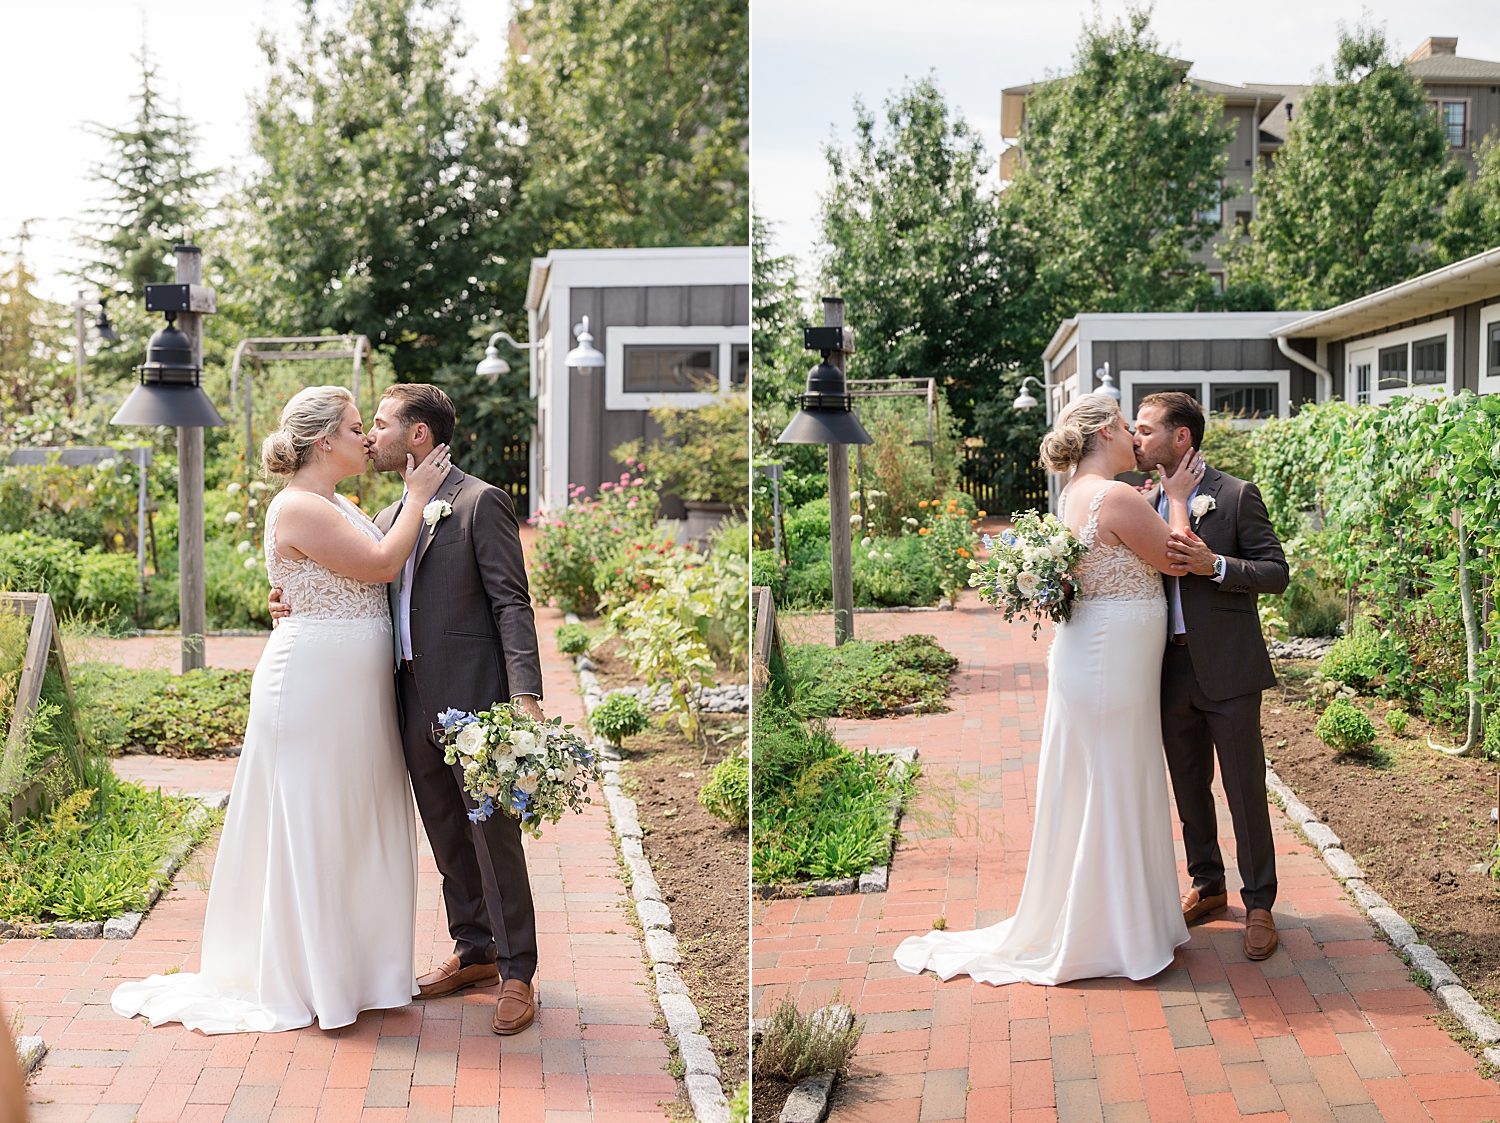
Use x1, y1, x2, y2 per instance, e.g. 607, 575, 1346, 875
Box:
1, 593, 76, 822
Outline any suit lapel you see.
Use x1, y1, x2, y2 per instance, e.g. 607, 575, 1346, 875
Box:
1193, 467, 1227, 540
414, 467, 464, 575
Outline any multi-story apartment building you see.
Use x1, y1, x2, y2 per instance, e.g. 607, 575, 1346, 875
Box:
999, 37, 1500, 285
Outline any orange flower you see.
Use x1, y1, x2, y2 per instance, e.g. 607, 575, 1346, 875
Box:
956, 547, 970, 558
918, 527, 931, 536
977, 510, 987, 518
918, 500, 929, 508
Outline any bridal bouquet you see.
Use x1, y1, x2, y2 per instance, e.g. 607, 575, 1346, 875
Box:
434, 704, 601, 836
968, 510, 1088, 638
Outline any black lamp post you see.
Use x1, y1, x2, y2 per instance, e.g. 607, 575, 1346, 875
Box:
110, 249, 223, 672
776, 297, 871, 645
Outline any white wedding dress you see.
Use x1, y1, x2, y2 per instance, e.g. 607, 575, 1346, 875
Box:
112, 492, 419, 1033
895, 481, 1189, 985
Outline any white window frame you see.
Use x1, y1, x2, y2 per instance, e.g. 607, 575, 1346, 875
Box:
1479, 304, 1500, 396
1344, 317, 1455, 406
1119, 369, 1291, 428
604, 325, 750, 411
1430, 97, 1471, 150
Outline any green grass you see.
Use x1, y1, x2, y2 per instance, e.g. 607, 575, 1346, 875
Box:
751, 699, 915, 884
783, 634, 958, 719
72, 663, 252, 757
0, 781, 219, 922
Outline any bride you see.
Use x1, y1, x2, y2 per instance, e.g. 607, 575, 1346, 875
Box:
112, 386, 452, 1034
895, 392, 1200, 986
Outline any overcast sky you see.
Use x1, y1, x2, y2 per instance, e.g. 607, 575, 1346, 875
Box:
752, 0, 1500, 283
0, 0, 513, 302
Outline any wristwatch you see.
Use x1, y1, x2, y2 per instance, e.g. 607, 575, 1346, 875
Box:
1212, 554, 1227, 580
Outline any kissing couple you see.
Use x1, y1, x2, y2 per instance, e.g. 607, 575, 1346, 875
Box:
113, 383, 546, 1036
897, 390, 1288, 986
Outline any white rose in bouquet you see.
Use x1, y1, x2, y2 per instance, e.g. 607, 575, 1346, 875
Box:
1049, 534, 1070, 557
1016, 570, 1042, 598
456, 724, 486, 757
514, 771, 542, 795
511, 729, 538, 756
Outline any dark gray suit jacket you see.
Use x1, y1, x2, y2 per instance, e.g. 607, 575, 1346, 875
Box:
1144, 466, 1288, 701
375, 467, 544, 712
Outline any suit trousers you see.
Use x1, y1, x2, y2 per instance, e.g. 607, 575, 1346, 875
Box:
398, 667, 538, 982
1161, 644, 1278, 913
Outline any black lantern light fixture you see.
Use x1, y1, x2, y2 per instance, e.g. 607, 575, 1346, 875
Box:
111, 283, 226, 428
775, 325, 873, 446
94, 296, 118, 343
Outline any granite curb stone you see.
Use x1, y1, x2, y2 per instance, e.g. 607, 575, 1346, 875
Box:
572, 642, 730, 1122
780, 1070, 836, 1123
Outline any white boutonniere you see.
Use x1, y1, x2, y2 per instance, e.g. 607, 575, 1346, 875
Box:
1190, 494, 1217, 519
423, 499, 453, 527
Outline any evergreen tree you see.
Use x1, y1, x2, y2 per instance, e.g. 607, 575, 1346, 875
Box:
1007, 6, 1233, 314
750, 214, 805, 449
0, 233, 72, 435
1224, 23, 1464, 307
79, 46, 213, 386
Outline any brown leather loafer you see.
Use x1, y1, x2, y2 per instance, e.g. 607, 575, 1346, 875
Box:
1244, 908, 1279, 961
492, 978, 536, 1035
417, 955, 499, 999
1182, 885, 1228, 924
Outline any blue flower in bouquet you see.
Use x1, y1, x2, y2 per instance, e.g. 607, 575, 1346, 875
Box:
510, 788, 531, 814
1000, 530, 1018, 546
468, 793, 495, 823
437, 708, 477, 730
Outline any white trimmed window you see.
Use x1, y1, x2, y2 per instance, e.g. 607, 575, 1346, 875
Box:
604, 325, 750, 410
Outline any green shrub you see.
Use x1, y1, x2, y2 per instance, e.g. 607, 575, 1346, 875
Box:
728, 1080, 749, 1123
1200, 419, 1256, 482
784, 634, 958, 719
555, 623, 593, 655
589, 692, 651, 746
0, 784, 217, 922
529, 477, 659, 614
698, 753, 748, 828
592, 531, 695, 613
1315, 699, 1378, 754
72, 663, 252, 757
76, 552, 140, 618
854, 535, 944, 607
784, 498, 831, 565
753, 994, 864, 1084
0, 531, 85, 609
1384, 708, 1409, 737
1320, 626, 1390, 689
1284, 579, 1345, 638
612, 395, 748, 504
752, 699, 914, 883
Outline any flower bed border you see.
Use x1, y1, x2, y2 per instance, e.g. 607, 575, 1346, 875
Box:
1263, 767, 1500, 1067
565, 615, 732, 1123
0, 790, 227, 941
752, 746, 918, 900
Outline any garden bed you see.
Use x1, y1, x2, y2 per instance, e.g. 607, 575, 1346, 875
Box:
1263, 662, 1500, 1006
71, 662, 251, 757
782, 634, 957, 719
617, 716, 748, 1092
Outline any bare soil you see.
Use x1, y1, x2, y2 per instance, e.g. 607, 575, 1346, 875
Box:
588, 636, 747, 689
618, 715, 748, 1093
752, 1074, 795, 1121
1263, 662, 1500, 1006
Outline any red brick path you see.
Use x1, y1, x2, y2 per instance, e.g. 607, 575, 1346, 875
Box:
756, 595, 1500, 1122
11, 601, 677, 1123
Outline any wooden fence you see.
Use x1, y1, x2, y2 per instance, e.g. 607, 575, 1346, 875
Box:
1, 593, 76, 822
959, 446, 1049, 517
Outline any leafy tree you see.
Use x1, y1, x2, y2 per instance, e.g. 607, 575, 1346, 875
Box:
750, 214, 808, 450
820, 78, 1039, 427
1435, 133, 1500, 264
498, 0, 748, 259
0, 236, 73, 435
1007, 7, 1232, 314
241, 0, 515, 383
1225, 23, 1464, 307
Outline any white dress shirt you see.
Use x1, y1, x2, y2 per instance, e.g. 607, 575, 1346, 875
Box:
1157, 484, 1224, 635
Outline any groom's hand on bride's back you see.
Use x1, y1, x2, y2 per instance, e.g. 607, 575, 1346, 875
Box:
268, 586, 291, 628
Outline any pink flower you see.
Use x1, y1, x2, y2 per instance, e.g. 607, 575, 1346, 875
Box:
625, 458, 637, 466
632, 478, 644, 486
627, 499, 638, 508
600, 482, 614, 491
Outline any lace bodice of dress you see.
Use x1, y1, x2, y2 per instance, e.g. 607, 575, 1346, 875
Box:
264, 493, 391, 620
1063, 482, 1166, 604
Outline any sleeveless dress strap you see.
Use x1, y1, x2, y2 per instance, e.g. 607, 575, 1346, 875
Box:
1080, 481, 1118, 549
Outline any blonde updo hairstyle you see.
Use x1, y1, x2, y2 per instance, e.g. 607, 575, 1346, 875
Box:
261, 385, 357, 477
1038, 392, 1122, 473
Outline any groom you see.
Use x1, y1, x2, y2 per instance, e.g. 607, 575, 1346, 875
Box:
271, 384, 544, 1033
1135, 392, 1289, 961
